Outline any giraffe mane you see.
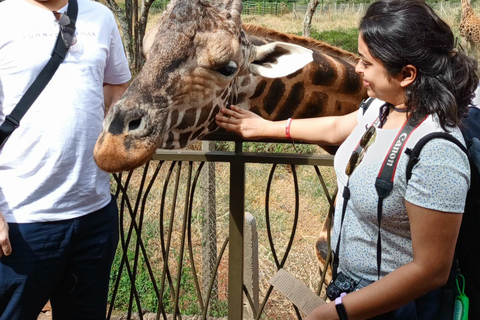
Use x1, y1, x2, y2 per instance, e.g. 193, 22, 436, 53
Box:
242, 23, 360, 65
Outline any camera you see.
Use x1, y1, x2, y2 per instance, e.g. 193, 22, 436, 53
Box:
326, 273, 373, 300
354, 278, 372, 291
326, 273, 356, 300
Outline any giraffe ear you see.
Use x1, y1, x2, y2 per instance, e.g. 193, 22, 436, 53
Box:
250, 42, 313, 78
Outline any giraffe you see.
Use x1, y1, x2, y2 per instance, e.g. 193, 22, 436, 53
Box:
460, 0, 480, 58
94, 0, 364, 288
93, 0, 367, 173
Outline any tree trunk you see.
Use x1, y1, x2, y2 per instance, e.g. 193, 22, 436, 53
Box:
105, 0, 156, 74
201, 141, 219, 303
302, 0, 320, 37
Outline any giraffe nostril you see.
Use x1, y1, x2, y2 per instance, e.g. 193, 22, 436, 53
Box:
108, 112, 125, 135
128, 118, 142, 131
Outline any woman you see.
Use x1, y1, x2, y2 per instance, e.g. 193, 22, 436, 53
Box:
215, 0, 478, 319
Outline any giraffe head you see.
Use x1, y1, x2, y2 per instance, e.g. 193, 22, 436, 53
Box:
94, 0, 313, 173
462, 0, 472, 8
461, 0, 474, 16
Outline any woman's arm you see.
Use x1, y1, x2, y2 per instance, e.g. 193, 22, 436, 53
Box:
215, 105, 359, 146
306, 202, 462, 320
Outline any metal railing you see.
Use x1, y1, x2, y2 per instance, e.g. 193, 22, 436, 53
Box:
107, 133, 337, 320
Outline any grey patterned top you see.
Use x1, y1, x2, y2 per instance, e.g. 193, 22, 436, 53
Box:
332, 99, 470, 283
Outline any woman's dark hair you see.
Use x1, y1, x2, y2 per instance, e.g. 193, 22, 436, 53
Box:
360, 0, 478, 129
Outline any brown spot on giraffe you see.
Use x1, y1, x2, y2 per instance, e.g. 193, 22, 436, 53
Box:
315, 217, 333, 286
460, 0, 480, 58
94, 0, 367, 174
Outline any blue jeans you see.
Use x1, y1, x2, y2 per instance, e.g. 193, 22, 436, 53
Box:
370, 288, 445, 320
370, 273, 456, 320
0, 196, 119, 320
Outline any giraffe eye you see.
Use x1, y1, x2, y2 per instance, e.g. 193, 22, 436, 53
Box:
215, 61, 237, 77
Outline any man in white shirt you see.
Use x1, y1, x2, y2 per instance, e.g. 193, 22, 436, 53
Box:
0, 0, 131, 319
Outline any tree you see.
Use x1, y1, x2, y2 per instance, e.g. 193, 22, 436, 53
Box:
303, 0, 320, 37
104, 0, 156, 74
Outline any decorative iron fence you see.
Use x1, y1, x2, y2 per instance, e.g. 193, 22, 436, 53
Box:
107, 133, 337, 320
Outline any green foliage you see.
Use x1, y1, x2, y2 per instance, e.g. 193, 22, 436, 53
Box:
243, 0, 295, 2
151, 0, 169, 10
110, 243, 228, 316
109, 248, 158, 313
309, 27, 359, 54
215, 141, 319, 154
209, 299, 229, 317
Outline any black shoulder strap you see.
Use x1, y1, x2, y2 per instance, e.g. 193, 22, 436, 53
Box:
0, 0, 78, 148
405, 132, 468, 182
405, 132, 478, 318
360, 97, 376, 115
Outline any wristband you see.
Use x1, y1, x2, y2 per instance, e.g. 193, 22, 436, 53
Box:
285, 118, 292, 140
335, 292, 348, 320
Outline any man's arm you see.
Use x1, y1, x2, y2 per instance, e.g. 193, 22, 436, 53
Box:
103, 82, 129, 115
0, 212, 11, 257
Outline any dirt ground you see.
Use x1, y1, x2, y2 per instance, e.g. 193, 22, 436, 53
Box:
36, 302, 122, 320
35, 302, 226, 320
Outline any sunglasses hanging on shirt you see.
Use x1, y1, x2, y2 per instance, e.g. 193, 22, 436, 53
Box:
345, 124, 377, 176
53, 11, 77, 48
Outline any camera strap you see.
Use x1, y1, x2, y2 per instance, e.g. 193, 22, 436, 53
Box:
373, 116, 426, 278
334, 112, 427, 280
0, 0, 78, 148
333, 114, 382, 280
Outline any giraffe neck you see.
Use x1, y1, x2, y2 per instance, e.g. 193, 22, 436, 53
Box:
242, 24, 359, 65
231, 25, 366, 121
462, 0, 474, 18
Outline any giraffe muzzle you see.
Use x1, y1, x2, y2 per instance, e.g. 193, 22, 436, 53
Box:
94, 108, 158, 172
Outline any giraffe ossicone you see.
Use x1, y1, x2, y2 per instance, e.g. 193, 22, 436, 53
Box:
93, 0, 367, 173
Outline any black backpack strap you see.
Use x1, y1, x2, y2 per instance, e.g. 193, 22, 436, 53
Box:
405, 132, 469, 319
0, 0, 78, 148
359, 97, 376, 115
405, 132, 467, 182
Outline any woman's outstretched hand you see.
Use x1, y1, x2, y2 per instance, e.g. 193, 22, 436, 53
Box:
215, 105, 271, 139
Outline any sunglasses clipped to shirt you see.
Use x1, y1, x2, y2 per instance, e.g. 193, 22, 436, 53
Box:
345, 124, 377, 177
53, 11, 77, 48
